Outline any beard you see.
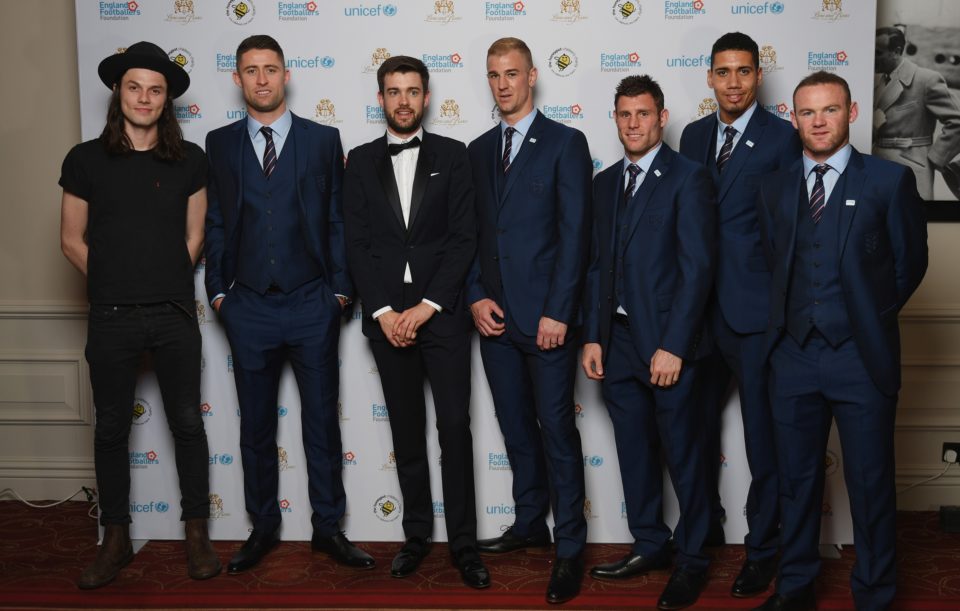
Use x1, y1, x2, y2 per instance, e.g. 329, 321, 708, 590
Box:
386, 107, 423, 135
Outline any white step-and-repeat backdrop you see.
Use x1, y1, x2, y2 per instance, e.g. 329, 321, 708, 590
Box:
74, 0, 872, 543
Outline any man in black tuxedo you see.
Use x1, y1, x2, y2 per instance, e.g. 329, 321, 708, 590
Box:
343, 55, 487, 589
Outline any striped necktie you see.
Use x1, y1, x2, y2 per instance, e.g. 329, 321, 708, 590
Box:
502, 126, 516, 174
261, 126, 277, 178
809, 164, 831, 223
716, 125, 737, 173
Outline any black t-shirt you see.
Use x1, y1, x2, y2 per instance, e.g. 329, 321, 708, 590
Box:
59, 139, 207, 304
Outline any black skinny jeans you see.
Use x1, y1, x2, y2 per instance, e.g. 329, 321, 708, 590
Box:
85, 301, 210, 525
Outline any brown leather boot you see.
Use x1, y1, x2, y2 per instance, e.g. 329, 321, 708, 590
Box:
77, 523, 134, 589
184, 518, 222, 580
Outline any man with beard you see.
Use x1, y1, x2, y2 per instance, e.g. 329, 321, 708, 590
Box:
343, 55, 487, 588
204, 34, 373, 573
679, 32, 799, 599
60, 40, 220, 589
755, 71, 926, 610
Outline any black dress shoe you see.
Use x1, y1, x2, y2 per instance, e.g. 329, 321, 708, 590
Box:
705, 520, 726, 547
477, 527, 551, 554
732, 557, 777, 598
546, 555, 584, 604
752, 587, 816, 611
390, 536, 432, 578
311, 531, 375, 569
590, 551, 670, 580
657, 568, 708, 610
453, 546, 491, 589
227, 529, 280, 574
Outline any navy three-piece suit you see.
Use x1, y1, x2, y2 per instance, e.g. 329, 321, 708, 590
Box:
204, 113, 351, 536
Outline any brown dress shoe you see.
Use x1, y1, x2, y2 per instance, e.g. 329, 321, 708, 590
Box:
77, 523, 134, 589
185, 518, 222, 580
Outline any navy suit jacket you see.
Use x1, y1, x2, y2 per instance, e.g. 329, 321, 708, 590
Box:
679, 106, 799, 334
343, 131, 476, 339
465, 112, 593, 336
203, 113, 350, 303
758, 148, 927, 395
584, 144, 717, 363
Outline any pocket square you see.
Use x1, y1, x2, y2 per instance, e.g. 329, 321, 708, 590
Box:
430, 172, 440, 177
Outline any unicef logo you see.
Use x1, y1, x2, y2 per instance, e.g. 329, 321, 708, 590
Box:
771, 2, 784, 13
219, 454, 234, 465
278, 405, 289, 417
321, 56, 335, 68
155, 501, 170, 513
384, 4, 397, 16
585, 455, 604, 467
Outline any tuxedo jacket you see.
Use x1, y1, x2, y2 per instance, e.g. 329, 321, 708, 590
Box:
465, 112, 593, 336
758, 148, 928, 395
679, 106, 799, 334
203, 113, 350, 302
343, 131, 476, 339
584, 144, 717, 363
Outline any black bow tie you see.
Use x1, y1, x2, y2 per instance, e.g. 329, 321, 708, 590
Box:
388, 137, 421, 156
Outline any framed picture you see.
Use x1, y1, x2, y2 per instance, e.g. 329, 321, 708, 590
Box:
875, 1, 960, 221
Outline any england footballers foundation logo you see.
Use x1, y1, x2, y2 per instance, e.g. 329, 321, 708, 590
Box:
808, 50, 849, 71
99, 1, 141, 21
279, 1, 320, 21
612, 0, 642, 24
485, 1, 526, 21
601, 51, 641, 72
226, 0, 255, 25
664, 0, 705, 20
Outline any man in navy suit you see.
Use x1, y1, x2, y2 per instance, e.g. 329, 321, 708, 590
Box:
343, 55, 488, 589
755, 72, 927, 611
679, 32, 800, 598
204, 35, 374, 574
466, 37, 592, 605
582, 75, 716, 611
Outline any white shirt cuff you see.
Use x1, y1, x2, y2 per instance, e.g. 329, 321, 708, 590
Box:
371, 306, 394, 320
422, 299, 442, 313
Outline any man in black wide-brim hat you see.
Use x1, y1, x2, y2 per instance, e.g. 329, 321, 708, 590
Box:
60, 41, 220, 589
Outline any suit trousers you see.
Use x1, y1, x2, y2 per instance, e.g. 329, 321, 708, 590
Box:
219, 278, 345, 535
601, 321, 711, 572
478, 319, 586, 559
85, 301, 209, 525
699, 304, 780, 560
769, 333, 897, 611
369, 330, 477, 551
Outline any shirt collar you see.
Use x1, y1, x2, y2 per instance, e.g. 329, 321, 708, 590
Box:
623, 141, 663, 176
386, 127, 424, 145
246, 109, 292, 140
802, 143, 852, 177
501, 108, 538, 138
717, 101, 757, 137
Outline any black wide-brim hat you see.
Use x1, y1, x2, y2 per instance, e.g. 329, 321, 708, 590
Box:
98, 41, 190, 99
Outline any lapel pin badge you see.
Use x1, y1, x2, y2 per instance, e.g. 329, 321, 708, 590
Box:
745, 140, 755, 148
845, 199, 856, 206
529, 138, 537, 143
653, 169, 662, 177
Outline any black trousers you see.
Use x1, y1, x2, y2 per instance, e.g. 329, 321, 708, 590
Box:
369, 330, 477, 552
85, 301, 210, 525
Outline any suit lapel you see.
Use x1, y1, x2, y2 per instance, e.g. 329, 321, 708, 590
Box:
717, 109, 766, 202
373, 138, 405, 229
407, 132, 432, 230
231, 120, 247, 212
781, 159, 805, 279
290, 114, 310, 222
500, 113, 543, 204
876, 60, 914, 112
837, 149, 865, 260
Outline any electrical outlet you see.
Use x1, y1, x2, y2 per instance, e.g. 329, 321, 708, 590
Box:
943, 442, 960, 463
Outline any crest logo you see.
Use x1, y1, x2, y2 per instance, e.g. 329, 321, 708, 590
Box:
278, 446, 292, 471
697, 97, 719, 118
314, 98, 343, 126
759, 44, 782, 72
364, 47, 392, 73
612, 0, 641, 23
226, 0, 256, 25
379, 451, 397, 471
548, 48, 579, 77
194, 299, 206, 322
431, 98, 468, 129
374, 494, 402, 521
553, 0, 587, 23
813, 0, 848, 21
209, 493, 226, 518
132, 398, 152, 425
167, 0, 200, 23
426, 0, 461, 23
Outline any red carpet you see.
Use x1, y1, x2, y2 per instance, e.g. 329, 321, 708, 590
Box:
1, 501, 958, 609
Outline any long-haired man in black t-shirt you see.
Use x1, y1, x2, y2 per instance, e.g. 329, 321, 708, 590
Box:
59, 41, 221, 589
